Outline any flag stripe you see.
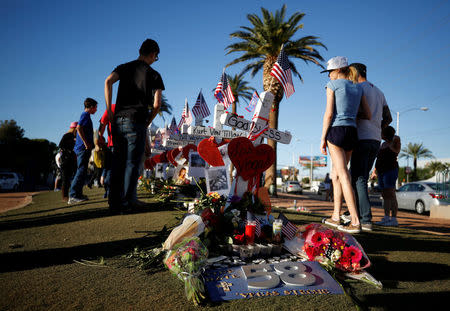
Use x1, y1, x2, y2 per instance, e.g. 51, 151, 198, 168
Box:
178, 100, 193, 129
192, 91, 210, 119
245, 91, 259, 112
214, 72, 235, 109
278, 212, 298, 240
270, 46, 295, 98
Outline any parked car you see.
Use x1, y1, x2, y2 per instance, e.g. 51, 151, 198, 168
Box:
281, 181, 303, 194
395, 182, 448, 214
0, 172, 20, 192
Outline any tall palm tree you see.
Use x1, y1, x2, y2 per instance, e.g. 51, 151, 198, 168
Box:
226, 4, 326, 193
227, 73, 256, 115
400, 142, 434, 179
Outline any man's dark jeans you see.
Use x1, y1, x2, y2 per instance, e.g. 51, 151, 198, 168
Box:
69, 149, 91, 198
350, 140, 380, 224
109, 117, 146, 209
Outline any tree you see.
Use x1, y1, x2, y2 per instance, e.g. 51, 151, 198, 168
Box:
227, 73, 256, 115
425, 161, 449, 176
157, 93, 172, 122
226, 5, 326, 193
399, 142, 434, 180
0, 120, 25, 144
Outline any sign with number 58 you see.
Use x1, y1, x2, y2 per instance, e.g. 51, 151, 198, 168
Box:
203, 261, 343, 301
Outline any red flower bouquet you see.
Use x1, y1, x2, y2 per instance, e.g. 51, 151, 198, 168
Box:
300, 224, 370, 273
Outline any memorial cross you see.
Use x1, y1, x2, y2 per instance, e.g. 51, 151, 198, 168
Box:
221, 91, 292, 199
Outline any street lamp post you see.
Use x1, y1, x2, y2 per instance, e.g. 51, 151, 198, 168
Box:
396, 107, 429, 136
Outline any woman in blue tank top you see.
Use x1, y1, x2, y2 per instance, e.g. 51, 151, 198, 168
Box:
320, 56, 371, 234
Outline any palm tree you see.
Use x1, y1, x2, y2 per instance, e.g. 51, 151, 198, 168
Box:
425, 161, 448, 176
227, 73, 256, 115
400, 142, 434, 180
157, 93, 172, 122
226, 4, 326, 193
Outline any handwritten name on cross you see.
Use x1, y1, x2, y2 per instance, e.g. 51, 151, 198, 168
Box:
184, 103, 247, 140
219, 92, 292, 145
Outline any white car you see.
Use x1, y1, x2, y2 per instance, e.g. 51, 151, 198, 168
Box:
0, 172, 20, 191
281, 181, 303, 194
396, 182, 448, 214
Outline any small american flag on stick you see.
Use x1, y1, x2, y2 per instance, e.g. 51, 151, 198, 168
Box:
192, 90, 210, 119
270, 45, 295, 98
169, 117, 179, 135
278, 212, 298, 240
178, 99, 193, 129
214, 72, 235, 109
247, 212, 262, 237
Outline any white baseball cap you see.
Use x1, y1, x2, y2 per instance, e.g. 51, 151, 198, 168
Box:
321, 56, 349, 73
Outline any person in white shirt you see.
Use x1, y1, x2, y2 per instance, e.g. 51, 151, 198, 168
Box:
349, 63, 392, 231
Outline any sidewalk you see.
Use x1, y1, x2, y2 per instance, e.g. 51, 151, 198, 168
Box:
0, 192, 38, 213
270, 191, 450, 236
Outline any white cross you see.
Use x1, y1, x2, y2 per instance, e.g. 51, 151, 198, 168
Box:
221, 91, 292, 199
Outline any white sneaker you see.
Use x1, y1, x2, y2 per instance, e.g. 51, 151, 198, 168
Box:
340, 213, 351, 224
68, 197, 84, 204
375, 216, 390, 226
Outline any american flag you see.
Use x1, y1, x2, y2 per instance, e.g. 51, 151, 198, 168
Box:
214, 72, 235, 109
245, 91, 259, 113
247, 212, 262, 237
169, 117, 179, 135
191, 90, 210, 119
270, 46, 295, 98
278, 212, 298, 240
178, 99, 193, 129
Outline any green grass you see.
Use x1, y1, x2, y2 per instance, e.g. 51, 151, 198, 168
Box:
0, 188, 449, 310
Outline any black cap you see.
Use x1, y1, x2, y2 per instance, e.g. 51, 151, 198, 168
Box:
350, 63, 367, 78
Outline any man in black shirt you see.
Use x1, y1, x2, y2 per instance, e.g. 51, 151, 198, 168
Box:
105, 39, 165, 213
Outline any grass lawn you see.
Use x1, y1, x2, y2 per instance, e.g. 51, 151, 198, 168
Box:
0, 188, 449, 310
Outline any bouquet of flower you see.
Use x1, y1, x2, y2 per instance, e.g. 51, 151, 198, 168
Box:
193, 191, 227, 214
300, 223, 370, 273
164, 237, 209, 305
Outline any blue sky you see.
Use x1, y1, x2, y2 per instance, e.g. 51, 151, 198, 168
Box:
1, 0, 449, 177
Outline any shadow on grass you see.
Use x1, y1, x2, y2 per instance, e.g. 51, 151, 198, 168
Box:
367, 256, 450, 287
0, 201, 179, 232
0, 228, 169, 273
361, 291, 450, 310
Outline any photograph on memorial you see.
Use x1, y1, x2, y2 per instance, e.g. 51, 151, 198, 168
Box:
205, 166, 230, 196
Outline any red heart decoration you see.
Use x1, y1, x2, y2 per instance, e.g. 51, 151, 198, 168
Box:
167, 148, 182, 166
198, 137, 225, 167
227, 137, 275, 180
182, 144, 197, 160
